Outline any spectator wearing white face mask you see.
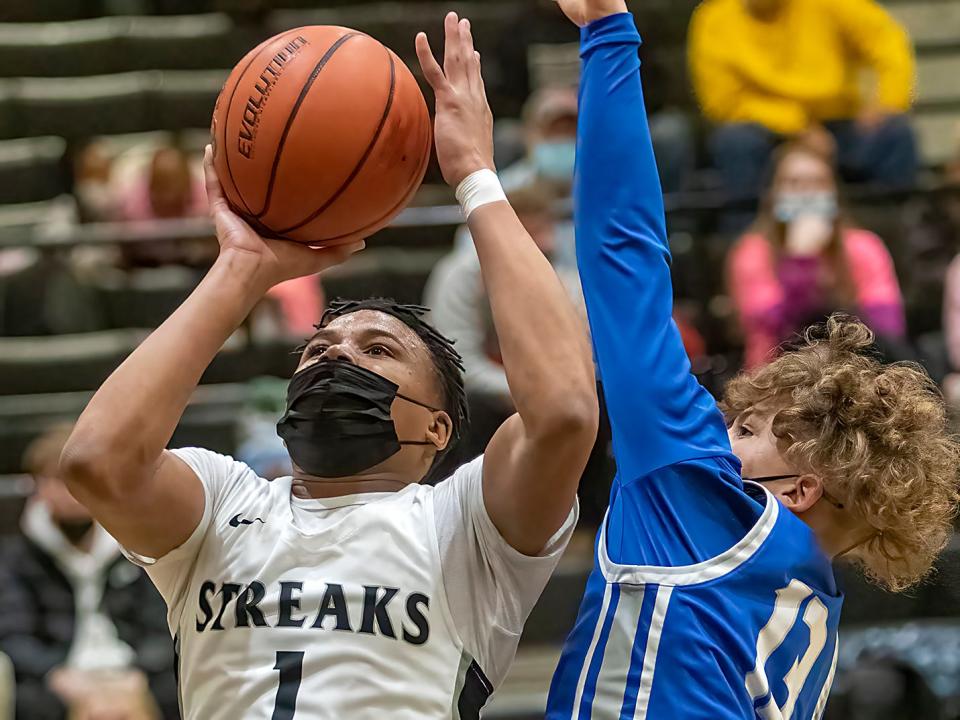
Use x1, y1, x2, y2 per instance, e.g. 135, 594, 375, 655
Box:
499, 86, 579, 194
455, 88, 582, 272
727, 137, 905, 367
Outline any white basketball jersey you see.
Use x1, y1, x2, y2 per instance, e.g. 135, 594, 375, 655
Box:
129, 448, 575, 720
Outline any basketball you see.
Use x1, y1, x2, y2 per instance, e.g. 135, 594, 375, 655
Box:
210, 26, 432, 245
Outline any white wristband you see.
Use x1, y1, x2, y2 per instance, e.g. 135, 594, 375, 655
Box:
455, 169, 506, 220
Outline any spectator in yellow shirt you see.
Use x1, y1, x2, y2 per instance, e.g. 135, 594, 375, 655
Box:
689, 0, 918, 200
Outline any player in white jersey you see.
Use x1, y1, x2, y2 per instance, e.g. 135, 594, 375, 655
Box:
59, 14, 598, 720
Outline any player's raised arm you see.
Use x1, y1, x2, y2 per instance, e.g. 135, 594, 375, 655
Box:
417, 14, 598, 555
556, 0, 732, 481
59, 157, 362, 559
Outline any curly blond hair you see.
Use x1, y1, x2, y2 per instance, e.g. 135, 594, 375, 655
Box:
721, 316, 960, 591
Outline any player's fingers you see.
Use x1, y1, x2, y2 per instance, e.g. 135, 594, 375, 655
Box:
415, 32, 447, 91
204, 145, 257, 244
443, 11, 465, 85
310, 240, 365, 270
460, 17, 476, 57
471, 49, 486, 95
460, 18, 477, 91
202, 145, 228, 214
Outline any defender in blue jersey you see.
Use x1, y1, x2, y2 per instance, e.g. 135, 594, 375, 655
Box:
546, 1, 960, 718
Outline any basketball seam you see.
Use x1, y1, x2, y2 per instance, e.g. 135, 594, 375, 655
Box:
275, 48, 398, 235
222, 30, 302, 216
253, 32, 359, 221
312, 77, 433, 244
316, 112, 432, 244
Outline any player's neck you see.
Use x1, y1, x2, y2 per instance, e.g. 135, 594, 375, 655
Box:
290, 472, 413, 499
797, 504, 862, 560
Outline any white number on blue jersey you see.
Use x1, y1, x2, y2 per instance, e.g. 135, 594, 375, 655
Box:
745, 579, 831, 719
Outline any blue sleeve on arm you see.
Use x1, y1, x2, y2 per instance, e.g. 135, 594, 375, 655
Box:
576, 13, 736, 484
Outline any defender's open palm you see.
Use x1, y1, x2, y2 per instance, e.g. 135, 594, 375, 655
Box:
554, 0, 628, 27
415, 12, 494, 188
203, 146, 362, 291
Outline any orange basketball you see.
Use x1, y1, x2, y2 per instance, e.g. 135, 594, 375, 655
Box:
210, 26, 432, 245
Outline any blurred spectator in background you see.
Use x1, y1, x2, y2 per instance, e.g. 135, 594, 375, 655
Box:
70, 141, 119, 224
689, 0, 918, 201
727, 138, 905, 367
0, 140, 106, 334
426, 184, 584, 459
939, 159, 960, 403
467, 87, 580, 275
0, 426, 176, 719
117, 145, 205, 224
500, 86, 579, 195
114, 144, 212, 270
903, 169, 960, 334
501, 84, 694, 196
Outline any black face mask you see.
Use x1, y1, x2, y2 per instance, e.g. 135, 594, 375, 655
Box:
276, 359, 439, 479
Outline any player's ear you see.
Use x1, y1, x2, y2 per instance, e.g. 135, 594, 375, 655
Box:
425, 411, 453, 452
780, 473, 823, 513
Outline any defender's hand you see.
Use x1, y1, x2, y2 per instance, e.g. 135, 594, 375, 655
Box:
203, 146, 363, 292
553, 0, 628, 27
416, 12, 495, 188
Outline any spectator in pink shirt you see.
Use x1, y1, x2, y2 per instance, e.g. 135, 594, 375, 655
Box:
727, 138, 905, 367
117, 145, 206, 223
114, 145, 210, 270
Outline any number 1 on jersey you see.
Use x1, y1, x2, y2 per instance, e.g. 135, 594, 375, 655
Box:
272, 651, 305, 720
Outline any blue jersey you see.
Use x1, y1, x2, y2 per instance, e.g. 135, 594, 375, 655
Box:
546, 13, 842, 720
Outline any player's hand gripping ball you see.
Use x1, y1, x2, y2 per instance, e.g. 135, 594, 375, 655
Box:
210, 26, 432, 245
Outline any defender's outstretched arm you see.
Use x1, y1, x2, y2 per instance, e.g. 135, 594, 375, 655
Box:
561, 1, 731, 482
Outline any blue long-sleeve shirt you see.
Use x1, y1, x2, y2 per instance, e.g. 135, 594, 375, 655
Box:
547, 14, 841, 719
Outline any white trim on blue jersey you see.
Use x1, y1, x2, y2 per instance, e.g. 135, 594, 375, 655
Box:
633, 585, 672, 718
570, 484, 781, 719
597, 483, 779, 587
813, 640, 839, 720
570, 583, 615, 720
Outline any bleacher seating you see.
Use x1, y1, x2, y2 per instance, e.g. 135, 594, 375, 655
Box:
0, 329, 149, 395
0, 17, 119, 77
0, 198, 67, 233
0, 383, 247, 474
888, 0, 960, 164
0, 137, 67, 205
149, 69, 227, 130
9, 72, 149, 139
0, 0, 102, 24
122, 14, 257, 72
88, 266, 200, 329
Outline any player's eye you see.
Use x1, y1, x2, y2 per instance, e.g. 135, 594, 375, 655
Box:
737, 424, 754, 438
366, 344, 392, 357
305, 344, 327, 358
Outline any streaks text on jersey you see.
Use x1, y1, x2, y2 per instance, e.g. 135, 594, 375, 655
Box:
194, 579, 431, 646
